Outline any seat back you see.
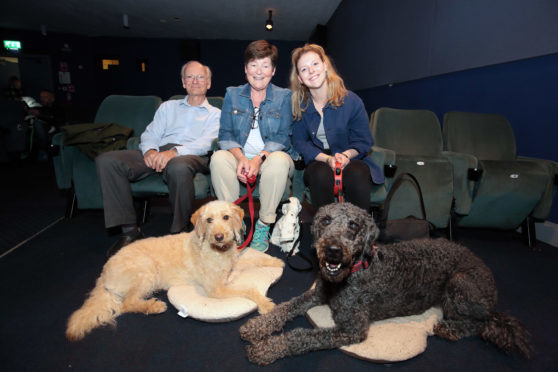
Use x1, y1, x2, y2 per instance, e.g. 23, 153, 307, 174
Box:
370, 107, 443, 156
443, 111, 516, 160
169, 95, 224, 110
94, 95, 162, 137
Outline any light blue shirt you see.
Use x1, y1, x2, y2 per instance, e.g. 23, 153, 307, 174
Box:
139, 96, 221, 156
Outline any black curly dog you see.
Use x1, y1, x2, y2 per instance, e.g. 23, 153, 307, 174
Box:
240, 202, 531, 365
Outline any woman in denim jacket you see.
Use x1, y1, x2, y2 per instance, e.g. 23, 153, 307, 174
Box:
291, 44, 384, 213
211, 40, 296, 252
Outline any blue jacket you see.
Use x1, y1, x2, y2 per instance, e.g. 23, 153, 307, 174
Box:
218, 83, 298, 159
292, 91, 384, 184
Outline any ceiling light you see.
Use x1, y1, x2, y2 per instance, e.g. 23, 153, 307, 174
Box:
265, 10, 273, 31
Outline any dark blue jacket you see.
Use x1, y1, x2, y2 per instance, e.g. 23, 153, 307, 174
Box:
292, 91, 384, 184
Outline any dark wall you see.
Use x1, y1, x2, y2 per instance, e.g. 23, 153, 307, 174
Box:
327, 0, 558, 90
0, 28, 303, 122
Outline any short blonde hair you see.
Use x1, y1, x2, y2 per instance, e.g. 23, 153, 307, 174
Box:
289, 44, 347, 121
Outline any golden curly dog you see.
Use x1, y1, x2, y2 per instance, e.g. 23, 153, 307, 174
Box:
66, 200, 284, 341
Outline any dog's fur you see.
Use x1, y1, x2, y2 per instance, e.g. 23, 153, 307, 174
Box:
66, 200, 284, 341
240, 202, 532, 365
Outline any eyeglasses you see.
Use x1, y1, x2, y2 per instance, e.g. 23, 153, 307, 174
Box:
251, 108, 262, 129
184, 74, 206, 82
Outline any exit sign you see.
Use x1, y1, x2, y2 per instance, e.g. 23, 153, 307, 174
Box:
3, 40, 22, 51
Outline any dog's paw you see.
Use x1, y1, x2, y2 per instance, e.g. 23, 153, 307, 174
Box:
434, 322, 460, 341
246, 335, 288, 366
146, 299, 167, 314
240, 316, 268, 342
276, 258, 286, 268
257, 298, 275, 314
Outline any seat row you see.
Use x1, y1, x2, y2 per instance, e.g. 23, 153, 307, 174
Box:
368, 107, 557, 246
52, 95, 557, 246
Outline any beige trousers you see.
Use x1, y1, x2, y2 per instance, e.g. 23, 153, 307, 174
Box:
210, 150, 294, 224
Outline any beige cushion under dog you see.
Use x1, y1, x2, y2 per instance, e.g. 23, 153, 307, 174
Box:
167, 249, 283, 322
306, 305, 443, 363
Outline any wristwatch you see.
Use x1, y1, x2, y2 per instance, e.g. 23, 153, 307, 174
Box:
259, 153, 267, 162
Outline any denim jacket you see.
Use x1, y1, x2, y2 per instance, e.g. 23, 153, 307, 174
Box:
218, 83, 298, 159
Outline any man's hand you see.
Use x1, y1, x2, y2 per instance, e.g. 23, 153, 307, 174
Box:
144, 149, 178, 172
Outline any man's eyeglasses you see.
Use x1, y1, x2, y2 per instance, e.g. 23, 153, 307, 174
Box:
184, 74, 206, 82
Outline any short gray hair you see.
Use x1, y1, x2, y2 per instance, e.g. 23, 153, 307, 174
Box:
180, 61, 212, 82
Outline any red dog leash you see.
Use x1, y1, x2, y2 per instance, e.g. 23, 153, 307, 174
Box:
234, 174, 257, 250
333, 162, 343, 203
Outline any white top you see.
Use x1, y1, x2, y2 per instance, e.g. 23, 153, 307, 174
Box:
244, 107, 265, 158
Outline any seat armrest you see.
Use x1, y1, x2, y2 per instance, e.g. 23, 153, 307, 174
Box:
369, 145, 396, 172
517, 156, 558, 219
127, 136, 141, 150
442, 151, 479, 215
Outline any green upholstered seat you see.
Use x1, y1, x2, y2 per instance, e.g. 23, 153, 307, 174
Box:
52, 95, 162, 211
370, 107, 454, 229
443, 111, 556, 230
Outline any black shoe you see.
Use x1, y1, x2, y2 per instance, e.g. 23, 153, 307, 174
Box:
106, 230, 145, 258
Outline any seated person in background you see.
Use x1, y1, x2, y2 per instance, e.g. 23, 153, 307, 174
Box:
290, 44, 384, 213
29, 89, 66, 160
4, 76, 23, 101
210, 40, 297, 253
96, 61, 220, 257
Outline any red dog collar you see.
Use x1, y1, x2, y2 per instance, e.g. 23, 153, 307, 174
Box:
351, 245, 376, 274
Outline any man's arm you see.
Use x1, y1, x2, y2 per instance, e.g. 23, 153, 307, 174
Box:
139, 103, 169, 155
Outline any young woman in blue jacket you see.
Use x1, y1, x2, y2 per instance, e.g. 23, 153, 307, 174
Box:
290, 44, 384, 213
211, 40, 296, 252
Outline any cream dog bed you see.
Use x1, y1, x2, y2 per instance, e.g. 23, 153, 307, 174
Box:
168, 249, 283, 322
306, 305, 443, 363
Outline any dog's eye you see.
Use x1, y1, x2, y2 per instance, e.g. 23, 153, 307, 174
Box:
349, 221, 359, 231
207, 217, 213, 223
323, 216, 331, 225
223, 215, 229, 220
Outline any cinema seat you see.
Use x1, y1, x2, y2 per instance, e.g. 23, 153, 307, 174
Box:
442, 111, 556, 246
370, 107, 454, 230
52, 95, 162, 216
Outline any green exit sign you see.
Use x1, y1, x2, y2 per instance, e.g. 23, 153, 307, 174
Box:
4, 40, 22, 51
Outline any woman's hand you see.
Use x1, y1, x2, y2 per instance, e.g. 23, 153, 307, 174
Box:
236, 156, 262, 184
334, 152, 351, 169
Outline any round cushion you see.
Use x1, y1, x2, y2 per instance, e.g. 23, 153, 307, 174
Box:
168, 249, 283, 322
306, 305, 443, 363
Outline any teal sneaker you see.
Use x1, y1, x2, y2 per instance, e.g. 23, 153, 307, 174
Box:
250, 219, 270, 252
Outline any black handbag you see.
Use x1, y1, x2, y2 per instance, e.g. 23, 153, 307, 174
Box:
378, 172, 432, 243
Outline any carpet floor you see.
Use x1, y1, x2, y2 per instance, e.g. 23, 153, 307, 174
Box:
1, 161, 557, 371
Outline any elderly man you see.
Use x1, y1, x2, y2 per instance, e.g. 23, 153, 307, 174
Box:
96, 61, 220, 257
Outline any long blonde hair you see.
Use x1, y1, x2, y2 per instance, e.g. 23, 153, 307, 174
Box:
289, 44, 347, 121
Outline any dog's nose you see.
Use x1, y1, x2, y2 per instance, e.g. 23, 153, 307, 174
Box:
326, 245, 342, 260
214, 233, 224, 242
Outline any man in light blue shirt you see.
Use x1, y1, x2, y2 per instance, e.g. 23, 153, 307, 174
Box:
96, 61, 220, 257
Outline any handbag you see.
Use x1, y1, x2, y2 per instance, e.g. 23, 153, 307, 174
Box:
378, 172, 432, 243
